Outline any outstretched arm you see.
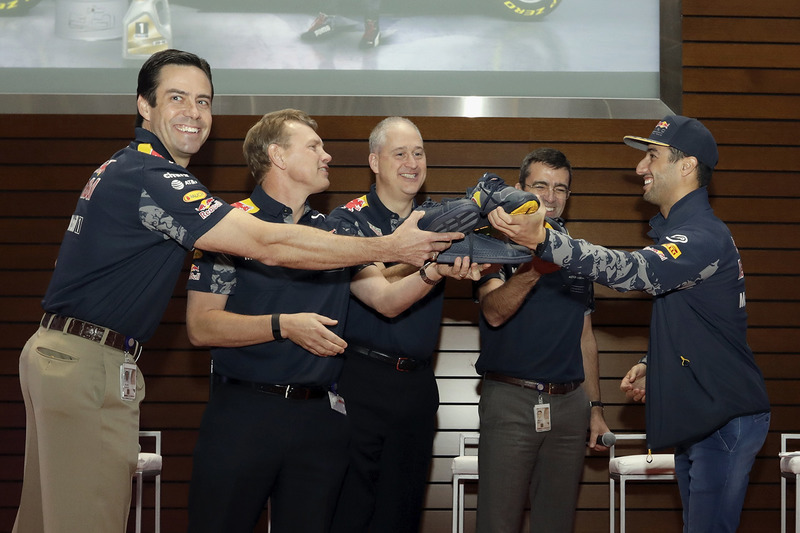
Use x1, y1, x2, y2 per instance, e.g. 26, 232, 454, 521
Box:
196, 209, 462, 270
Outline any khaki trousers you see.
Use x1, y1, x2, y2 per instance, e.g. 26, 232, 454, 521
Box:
13, 326, 145, 533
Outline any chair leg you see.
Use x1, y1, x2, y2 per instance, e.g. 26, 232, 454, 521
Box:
155, 473, 161, 533
458, 481, 466, 533
783, 475, 787, 533
795, 474, 799, 533
135, 472, 143, 533
610, 477, 615, 533
620, 478, 627, 533
452, 477, 458, 533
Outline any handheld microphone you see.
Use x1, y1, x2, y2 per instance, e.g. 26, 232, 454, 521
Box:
595, 432, 616, 446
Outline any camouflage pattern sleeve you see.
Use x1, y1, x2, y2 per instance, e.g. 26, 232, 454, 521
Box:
539, 229, 721, 297
186, 250, 237, 295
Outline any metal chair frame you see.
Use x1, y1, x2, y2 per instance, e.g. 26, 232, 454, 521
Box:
451, 432, 480, 533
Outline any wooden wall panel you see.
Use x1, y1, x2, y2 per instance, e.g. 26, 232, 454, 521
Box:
1, 1, 798, 532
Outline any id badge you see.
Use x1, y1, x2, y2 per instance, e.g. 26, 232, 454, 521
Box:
120, 362, 137, 401
535, 402, 551, 432
329, 391, 347, 415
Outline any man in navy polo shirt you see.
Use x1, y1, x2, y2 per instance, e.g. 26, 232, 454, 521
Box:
327, 117, 467, 533
13, 51, 460, 533
490, 115, 770, 532
474, 148, 610, 533
184, 109, 477, 533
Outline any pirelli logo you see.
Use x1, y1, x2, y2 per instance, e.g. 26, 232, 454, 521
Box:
662, 243, 681, 259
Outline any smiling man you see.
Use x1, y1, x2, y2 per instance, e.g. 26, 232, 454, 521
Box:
474, 148, 609, 533
12, 51, 459, 533
489, 116, 770, 533
326, 117, 452, 533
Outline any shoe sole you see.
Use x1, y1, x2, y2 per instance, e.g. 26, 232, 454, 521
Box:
436, 234, 532, 265
507, 198, 540, 215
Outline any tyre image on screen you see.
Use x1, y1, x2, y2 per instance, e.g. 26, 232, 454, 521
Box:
0, 0, 41, 16
494, 0, 561, 20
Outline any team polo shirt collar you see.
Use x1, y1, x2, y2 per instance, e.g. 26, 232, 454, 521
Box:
249, 185, 312, 224
648, 187, 711, 240
133, 127, 176, 164
365, 184, 419, 232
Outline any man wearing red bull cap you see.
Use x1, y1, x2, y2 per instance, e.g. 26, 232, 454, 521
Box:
489, 115, 770, 532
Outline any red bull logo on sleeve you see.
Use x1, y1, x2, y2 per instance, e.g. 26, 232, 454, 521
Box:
344, 196, 368, 212
196, 198, 223, 219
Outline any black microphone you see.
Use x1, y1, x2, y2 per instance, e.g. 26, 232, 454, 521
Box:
595, 432, 616, 446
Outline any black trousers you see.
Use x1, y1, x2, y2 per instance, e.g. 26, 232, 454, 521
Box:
187, 380, 350, 533
331, 353, 439, 533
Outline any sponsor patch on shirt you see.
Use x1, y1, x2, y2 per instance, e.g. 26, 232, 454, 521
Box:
67, 214, 83, 235
662, 243, 682, 259
163, 171, 190, 179
188, 263, 201, 281
183, 190, 207, 203
343, 196, 368, 212
231, 198, 259, 213
666, 234, 688, 244
644, 246, 668, 261
196, 198, 223, 219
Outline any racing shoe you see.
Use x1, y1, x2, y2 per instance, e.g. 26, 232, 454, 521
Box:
436, 232, 532, 265
467, 172, 540, 227
359, 19, 380, 48
416, 198, 482, 234
301, 13, 336, 40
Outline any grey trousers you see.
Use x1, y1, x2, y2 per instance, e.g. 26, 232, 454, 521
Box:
476, 379, 589, 533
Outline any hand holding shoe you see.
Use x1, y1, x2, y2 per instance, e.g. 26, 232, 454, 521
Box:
390, 211, 463, 267
435, 256, 490, 281
488, 203, 548, 251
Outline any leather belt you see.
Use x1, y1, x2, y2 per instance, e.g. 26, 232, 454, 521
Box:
214, 374, 328, 400
40, 312, 142, 358
346, 345, 428, 372
484, 372, 581, 394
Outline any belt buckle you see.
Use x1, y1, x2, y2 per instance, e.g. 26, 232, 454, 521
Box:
81, 323, 104, 342
396, 357, 412, 372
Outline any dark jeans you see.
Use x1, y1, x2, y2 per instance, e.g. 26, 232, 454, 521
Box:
476, 380, 589, 533
675, 411, 770, 533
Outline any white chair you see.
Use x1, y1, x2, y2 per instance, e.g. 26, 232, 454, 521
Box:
609, 433, 675, 533
781, 433, 800, 533
135, 430, 163, 533
451, 433, 480, 533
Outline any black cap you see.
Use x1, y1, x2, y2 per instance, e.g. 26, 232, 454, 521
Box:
623, 115, 719, 168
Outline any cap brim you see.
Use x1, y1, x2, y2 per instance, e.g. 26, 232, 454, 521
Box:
623, 135, 670, 152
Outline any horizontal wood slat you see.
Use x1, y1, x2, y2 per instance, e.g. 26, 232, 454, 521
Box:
683, 17, 800, 44
684, 94, 800, 120
683, 68, 800, 95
